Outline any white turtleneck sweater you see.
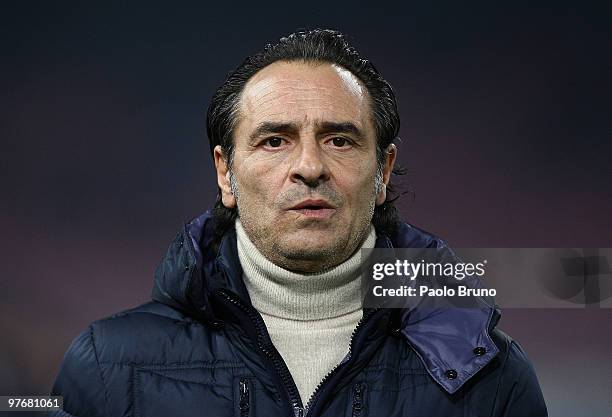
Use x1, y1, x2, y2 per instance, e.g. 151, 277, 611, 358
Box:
235, 219, 376, 405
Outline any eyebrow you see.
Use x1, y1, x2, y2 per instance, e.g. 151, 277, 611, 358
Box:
249, 122, 300, 142
315, 121, 366, 141
248, 121, 366, 142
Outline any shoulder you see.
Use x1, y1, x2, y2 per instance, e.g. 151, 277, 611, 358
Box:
55, 301, 210, 376
93, 300, 192, 328
60, 299, 240, 370
489, 328, 543, 384
61, 301, 189, 354
469, 328, 548, 416
80, 301, 210, 365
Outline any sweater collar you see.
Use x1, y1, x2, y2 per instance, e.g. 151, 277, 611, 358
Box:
235, 219, 376, 321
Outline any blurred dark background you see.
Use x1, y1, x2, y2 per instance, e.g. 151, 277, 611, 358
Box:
1, 1, 610, 416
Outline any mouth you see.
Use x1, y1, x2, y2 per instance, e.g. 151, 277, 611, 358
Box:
288, 199, 336, 219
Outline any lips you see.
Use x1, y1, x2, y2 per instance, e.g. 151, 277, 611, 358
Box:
288, 199, 336, 219
289, 199, 334, 210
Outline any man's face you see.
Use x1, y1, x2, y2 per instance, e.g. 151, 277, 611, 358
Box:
214, 61, 395, 272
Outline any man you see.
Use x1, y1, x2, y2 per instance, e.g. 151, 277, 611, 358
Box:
50, 29, 547, 417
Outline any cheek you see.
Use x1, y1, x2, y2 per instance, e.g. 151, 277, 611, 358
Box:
335, 163, 378, 207
237, 159, 287, 204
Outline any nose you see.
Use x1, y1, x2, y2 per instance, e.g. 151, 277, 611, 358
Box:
289, 139, 330, 187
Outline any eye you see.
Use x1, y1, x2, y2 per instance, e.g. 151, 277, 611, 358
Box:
330, 136, 351, 148
264, 137, 284, 148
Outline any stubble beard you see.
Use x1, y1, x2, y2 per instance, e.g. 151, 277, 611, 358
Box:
229, 165, 382, 272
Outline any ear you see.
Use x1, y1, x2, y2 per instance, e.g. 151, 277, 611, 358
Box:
213, 145, 237, 208
376, 143, 397, 206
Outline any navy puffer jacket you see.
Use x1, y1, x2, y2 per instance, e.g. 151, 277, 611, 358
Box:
50, 211, 547, 417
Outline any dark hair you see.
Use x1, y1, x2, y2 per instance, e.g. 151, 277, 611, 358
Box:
206, 28, 404, 247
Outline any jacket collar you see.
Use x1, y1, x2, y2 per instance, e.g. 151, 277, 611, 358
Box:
151, 210, 500, 395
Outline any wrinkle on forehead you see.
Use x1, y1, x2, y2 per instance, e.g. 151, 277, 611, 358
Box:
236, 61, 372, 131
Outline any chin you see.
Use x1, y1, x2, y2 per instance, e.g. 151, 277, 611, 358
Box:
278, 236, 341, 261
288, 228, 336, 244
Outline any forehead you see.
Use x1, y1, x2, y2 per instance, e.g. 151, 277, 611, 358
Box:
237, 61, 373, 133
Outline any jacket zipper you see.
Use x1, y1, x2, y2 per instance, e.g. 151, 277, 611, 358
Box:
239, 378, 250, 417
351, 383, 363, 417
218, 290, 305, 417
302, 308, 380, 416
219, 289, 381, 417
